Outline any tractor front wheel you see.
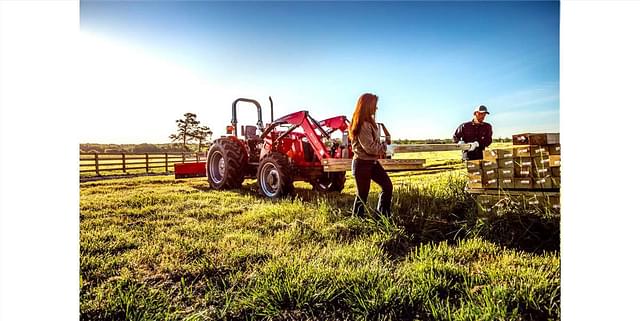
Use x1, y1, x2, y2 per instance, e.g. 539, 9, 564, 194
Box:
311, 172, 346, 193
257, 152, 293, 199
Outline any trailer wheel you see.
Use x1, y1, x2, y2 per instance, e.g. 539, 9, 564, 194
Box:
312, 172, 346, 193
257, 152, 293, 198
207, 139, 246, 189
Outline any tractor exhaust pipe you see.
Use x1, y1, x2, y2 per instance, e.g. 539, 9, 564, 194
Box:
269, 96, 274, 123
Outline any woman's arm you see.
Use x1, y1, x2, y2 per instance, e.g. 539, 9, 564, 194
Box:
357, 122, 386, 156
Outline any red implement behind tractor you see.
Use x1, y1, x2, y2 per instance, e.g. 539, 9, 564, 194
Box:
175, 97, 415, 199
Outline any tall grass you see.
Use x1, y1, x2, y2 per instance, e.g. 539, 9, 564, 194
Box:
80, 171, 559, 320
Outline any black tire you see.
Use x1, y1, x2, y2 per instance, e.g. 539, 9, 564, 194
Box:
312, 172, 346, 193
256, 152, 293, 198
206, 139, 247, 189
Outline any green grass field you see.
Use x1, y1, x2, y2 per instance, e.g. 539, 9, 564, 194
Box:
80, 146, 559, 321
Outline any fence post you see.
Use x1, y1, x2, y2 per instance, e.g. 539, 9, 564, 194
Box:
145, 153, 149, 173
94, 152, 100, 175
122, 153, 126, 174
196, 152, 199, 163
182, 153, 185, 163
165, 153, 168, 172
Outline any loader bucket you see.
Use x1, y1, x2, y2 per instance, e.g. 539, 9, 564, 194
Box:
174, 162, 206, 179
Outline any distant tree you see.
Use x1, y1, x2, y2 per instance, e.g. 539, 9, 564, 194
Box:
193, 125, 213, 152
169, 113, 200, 151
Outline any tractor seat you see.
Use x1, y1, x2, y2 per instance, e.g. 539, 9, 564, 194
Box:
244, 125, 260, 140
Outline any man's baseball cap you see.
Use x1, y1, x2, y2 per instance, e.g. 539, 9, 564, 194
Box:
474, 105, 490, 114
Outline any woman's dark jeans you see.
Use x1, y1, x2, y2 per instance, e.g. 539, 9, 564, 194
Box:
352, 159, 393, 216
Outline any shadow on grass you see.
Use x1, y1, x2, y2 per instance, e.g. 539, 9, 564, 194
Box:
188, 175, 559, 255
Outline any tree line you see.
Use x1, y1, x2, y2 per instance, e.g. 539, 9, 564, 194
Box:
80, 113, 213, 153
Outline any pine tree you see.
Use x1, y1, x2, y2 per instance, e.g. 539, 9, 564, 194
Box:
169, 113, 200, 151
193, 125, 213, 152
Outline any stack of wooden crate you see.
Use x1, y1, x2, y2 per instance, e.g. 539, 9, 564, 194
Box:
473, 190, 561, 215
467, 133, 561, 215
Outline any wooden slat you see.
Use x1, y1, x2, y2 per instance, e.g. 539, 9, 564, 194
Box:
391, 143, 471, 153
79, 151, 207, 176
80, 165, 175, 173
322, 158, 426, 172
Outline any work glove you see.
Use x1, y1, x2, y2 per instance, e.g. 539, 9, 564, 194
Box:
386, 144, 397, 153
385, 144, 396, 158
468, 141, 480, 151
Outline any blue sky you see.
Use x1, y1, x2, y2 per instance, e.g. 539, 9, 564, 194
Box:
79, 1, 559, 143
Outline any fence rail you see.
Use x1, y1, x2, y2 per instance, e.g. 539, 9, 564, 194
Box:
80, 152, 206, 176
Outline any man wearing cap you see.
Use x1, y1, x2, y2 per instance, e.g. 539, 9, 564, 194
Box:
453, 105, 493, 160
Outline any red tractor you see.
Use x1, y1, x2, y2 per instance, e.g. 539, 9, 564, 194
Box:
176, 97, 405, 199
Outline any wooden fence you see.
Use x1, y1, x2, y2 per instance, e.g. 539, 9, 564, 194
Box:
80, 152, 206, 176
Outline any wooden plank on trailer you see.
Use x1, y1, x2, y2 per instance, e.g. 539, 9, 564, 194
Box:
391, 143, 471, 153
322, 158, 426, 172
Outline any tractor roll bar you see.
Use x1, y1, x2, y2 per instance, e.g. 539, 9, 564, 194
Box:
231, 97, 275, 136
231, 98, 262, 137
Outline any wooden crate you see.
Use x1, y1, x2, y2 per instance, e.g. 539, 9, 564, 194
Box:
515, 166, 532, 178
467, 189, 559, 197
550, 176, 561, 189
533, 156, 551, 169
533, 167, 550, 178
533, 177, 553, 189
513, 146, 532, 157
546, 195, 561, 214
483, 178, 498, 189
549, 155, 561, 167
514, 157, 532, 168
499, 178, 515, 189
514, 157, 532, 178
483, 148, 514, 161
468, 177, 483, 189
512, 133, 560, 145
515, 178, 532, 189
497, 168, 514, 178
468, 189, 560, 215
531, 145, 550, 157
548, 144, 561, 155
483, 149, 498, 161
498, 158, 515, 168
476, 194, 496, 211
467, 170, 482, 178
483, 168, 498, 180
466, 160, 482, 172
482, 160, 498, 170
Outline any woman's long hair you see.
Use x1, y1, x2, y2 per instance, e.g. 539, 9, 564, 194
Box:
349, 93, 378, 141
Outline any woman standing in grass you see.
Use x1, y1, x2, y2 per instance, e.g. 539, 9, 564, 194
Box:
349, 93, 393, 217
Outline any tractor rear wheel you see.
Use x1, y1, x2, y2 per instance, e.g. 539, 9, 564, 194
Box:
206, 139, 247, 189
311, 172, 346, 193
257, 152, 293, 198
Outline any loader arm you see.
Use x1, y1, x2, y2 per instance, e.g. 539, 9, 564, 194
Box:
261, 110, 332, 160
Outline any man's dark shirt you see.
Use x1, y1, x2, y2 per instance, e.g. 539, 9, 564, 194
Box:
453, 120, 493, 160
